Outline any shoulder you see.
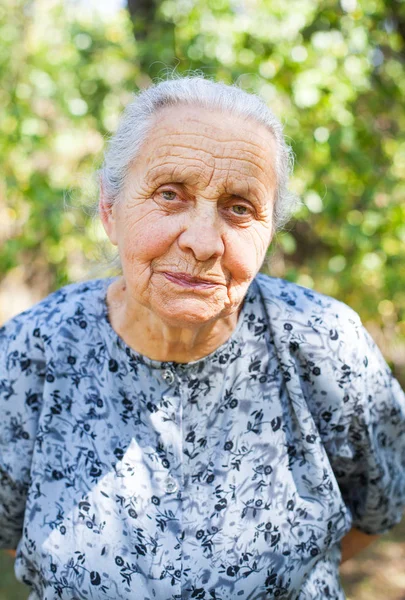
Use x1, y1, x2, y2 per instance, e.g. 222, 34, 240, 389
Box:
0, 278, 111, 353
254, 274, 401, 423
254, 273, 362, 338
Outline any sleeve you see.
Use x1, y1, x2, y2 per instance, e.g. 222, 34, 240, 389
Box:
320, 312, 405, 535
0, 315, 45, 549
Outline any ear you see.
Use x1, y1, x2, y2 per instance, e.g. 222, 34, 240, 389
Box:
99, 177, 118, 246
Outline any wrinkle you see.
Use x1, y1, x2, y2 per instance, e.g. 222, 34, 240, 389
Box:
120, 207, 162, 229
146, 127, 275, 154
147, 148, 270, 174
151, 142, 270, 166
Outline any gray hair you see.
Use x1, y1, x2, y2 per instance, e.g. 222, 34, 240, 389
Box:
100, 74, 297, 231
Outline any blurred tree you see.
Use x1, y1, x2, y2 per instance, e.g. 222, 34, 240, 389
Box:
0, 0, 404, 384
0, 0, 140, 298
127, 0, 176, 71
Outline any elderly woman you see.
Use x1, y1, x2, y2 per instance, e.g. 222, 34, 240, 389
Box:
1, 76, 405, 600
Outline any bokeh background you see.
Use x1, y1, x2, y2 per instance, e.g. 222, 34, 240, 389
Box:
0, 0, 404, 598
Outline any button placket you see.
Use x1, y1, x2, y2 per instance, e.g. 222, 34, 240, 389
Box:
164, 475, 178, 494
159, 367, 181, 496
162, 369, 175, 386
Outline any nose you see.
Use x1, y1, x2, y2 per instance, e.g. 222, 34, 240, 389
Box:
177, 210, 225, 262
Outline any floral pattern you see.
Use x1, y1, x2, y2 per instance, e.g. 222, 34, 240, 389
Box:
1, 274, 404, 600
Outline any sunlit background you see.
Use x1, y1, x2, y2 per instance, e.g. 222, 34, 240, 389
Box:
0, 0, 404, 597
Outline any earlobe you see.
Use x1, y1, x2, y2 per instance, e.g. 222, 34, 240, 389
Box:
99, 180, 118, 246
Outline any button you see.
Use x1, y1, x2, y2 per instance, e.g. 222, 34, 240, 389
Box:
164, 475, 178, 494
162, 369, 175, 385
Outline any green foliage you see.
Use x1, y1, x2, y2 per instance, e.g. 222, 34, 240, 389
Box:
0, 0, 404, 382
0, 0, 139, 289
0, 551, 28, 599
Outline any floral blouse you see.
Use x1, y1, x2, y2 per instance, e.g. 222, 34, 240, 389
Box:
1, 274, 404, 600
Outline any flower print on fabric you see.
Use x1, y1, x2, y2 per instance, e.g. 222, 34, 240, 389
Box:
1, 274, 405, 600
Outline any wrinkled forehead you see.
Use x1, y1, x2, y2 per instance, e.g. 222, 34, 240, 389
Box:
132, 105, 278, 194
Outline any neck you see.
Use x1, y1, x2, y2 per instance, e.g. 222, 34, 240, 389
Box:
106, 278, 240, 363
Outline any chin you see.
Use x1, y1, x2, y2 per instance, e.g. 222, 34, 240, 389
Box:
153, 298, 230, 328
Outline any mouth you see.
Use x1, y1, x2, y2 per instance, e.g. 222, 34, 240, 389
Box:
162, 272, 222, 289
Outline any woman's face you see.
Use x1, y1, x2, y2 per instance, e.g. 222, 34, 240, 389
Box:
100, 105, 277, 327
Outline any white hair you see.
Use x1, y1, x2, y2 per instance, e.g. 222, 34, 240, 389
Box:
100, 74, 298, 230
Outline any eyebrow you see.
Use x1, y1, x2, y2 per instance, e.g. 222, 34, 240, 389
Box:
144, 163, 201, 187
145, 165, 268, 205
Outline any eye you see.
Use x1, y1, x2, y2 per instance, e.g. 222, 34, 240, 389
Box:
231, 205, 249, 216
161, 190, 177, 201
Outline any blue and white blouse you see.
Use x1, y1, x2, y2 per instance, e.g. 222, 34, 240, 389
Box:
1, 274, 404, 600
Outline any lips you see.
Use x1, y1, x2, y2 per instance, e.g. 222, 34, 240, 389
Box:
163, 272, 222, 288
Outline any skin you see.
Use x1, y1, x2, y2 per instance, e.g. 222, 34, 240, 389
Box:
100, 105, 277, 362
340, 529, 379, 562
99, 103, 379, 561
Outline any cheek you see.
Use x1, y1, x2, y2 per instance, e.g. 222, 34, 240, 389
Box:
225, 226, 271, 279
118, 209, 183, 266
